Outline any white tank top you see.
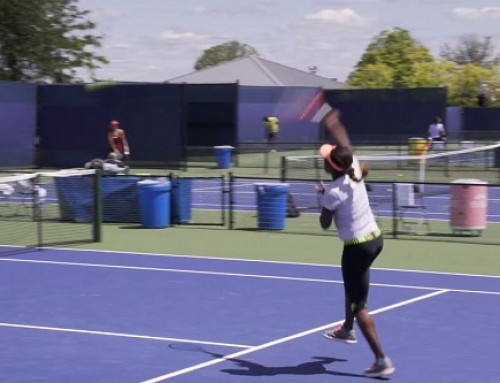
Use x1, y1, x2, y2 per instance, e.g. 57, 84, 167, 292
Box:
321, 157, 379, 241
428, 123, 445, 139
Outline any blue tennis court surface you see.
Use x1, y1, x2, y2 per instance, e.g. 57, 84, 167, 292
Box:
0, 249, 498, 382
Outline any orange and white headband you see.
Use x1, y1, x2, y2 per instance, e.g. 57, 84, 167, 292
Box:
319, 144, 343, 172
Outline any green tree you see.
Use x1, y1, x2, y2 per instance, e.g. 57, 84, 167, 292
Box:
194, 41, 258, 70
347, 63, 394, 88
347, 28, 434, 88
440, 35, 500, 67
447, 64, 494, 106
0, 0, 107, 83
487, 65, 500, 106
403, 60, 456, 88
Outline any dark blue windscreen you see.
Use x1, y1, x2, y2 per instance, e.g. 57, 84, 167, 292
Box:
39, 84, 184, 168
0, 82, 37, 167
238, 86, 322, 143
462, 107, 500, 132
185, 84, 238, 146
324, 88, 447, 143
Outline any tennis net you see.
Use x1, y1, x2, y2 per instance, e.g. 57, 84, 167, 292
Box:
0, 169, 101, 254
281, 143, 500, 184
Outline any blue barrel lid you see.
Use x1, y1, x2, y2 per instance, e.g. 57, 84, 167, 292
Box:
254, 183, 289, 192
138, 179, 171, 190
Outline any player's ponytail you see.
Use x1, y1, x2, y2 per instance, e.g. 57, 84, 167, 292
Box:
347, 167, 362, 183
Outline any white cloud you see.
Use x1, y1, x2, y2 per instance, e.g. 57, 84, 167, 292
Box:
158, 30, 210, 41
305, 8, 376, 27
453, 7, 500, 20
272, 7, 380, 81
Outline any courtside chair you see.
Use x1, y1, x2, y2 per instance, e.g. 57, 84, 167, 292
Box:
394, 183, 430, 235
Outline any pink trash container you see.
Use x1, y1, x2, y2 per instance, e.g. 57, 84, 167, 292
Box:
450, 179, 488, 236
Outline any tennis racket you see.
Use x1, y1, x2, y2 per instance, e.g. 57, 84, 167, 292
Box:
299, 90, 332, 123
270, 87, 320, 122
299, 90, 351, 148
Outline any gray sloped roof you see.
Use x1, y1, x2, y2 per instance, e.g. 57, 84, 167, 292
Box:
166, 55, 344, 89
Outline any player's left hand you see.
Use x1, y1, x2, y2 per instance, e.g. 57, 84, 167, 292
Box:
316, 181, 326, 194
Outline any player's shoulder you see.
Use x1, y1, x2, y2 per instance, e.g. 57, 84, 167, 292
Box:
326, 179, 342, 194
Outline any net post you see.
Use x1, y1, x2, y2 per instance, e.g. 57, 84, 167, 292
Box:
93, 170, 103, 242
228, 172, 234, 229
280, 156, 286, 182
220, 175, 226, 226
169, 173, 177, 227
264, 150, 269, 175
445, 150, 450, 178
391, 182, 398, 238
34, 174, 43, 249
419, 158, 426, 193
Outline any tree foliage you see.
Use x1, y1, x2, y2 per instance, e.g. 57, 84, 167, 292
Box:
347, 28, 500, 106
348, 28, 434, 88
403, 60, 456, 88
440, 35, 500, 67
347, 63, 394, 88
194, 40, 258, 71
447, 64, 494, 106
486, 65, 500, 106
0, 0, 107, 83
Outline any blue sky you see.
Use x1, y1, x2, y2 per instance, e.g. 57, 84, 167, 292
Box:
78, 0, 500, 82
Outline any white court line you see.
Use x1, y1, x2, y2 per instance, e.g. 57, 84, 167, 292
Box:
1, 258, 499, 295
192, 187, 225, 192
140, 290, 449, 383
191, 205, 223, 209
33, 247, 500, 279
5, 246, 500, 279
0, 322, 251, 348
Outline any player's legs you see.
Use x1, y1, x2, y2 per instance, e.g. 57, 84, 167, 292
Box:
343, 237, 395, 377
323, 238, 379, 344
267, 132, 276, 152
342, 237, 386, 357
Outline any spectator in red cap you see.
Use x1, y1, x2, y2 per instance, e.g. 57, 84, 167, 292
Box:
107, 120, 130, 164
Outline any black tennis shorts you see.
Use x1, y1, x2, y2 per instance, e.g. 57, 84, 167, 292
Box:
341, 235, 384, 313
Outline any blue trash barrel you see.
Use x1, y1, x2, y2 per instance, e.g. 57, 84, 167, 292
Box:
214, 146, 234, 169
254, 183, 290, 230
171, 178, 192, 223
138, 180, 171, 228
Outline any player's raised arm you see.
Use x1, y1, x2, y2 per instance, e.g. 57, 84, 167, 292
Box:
322, 108, 352, 149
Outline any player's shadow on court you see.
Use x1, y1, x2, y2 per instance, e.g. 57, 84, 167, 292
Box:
168, 345, 367, 379
219, 356, 365, 378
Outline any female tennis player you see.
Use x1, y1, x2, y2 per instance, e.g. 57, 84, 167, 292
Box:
108, 120, 130, 163
317, 109, 395, 379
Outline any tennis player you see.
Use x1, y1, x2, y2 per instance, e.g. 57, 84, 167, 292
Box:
317, 110, 395, 378
427, 116, 447, 150
263, 116, 280, 152
108, 120, 130, 163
